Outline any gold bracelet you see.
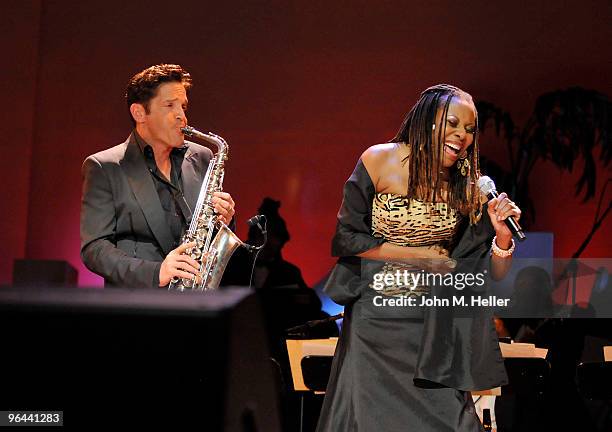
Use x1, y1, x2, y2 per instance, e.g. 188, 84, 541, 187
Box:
491, 235, 515, 258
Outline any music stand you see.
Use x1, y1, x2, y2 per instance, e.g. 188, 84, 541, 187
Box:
576, 360, 612, 432
301, 356, 334, 392
503, 357, 550, 396
576, 361, 612, 400
286, 339, 337, 432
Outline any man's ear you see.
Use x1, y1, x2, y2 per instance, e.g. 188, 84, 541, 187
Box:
129, 103, 147, 124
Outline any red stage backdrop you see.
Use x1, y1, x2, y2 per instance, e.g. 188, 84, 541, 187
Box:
1, 1, 610, 287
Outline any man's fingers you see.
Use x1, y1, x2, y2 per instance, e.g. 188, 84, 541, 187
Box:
172, 269, 198, 280
174, 241, 196, 254
171, 262, 198, 276
214, 202, 228, 214
213, 191, 234, 204
212, 192, 235, 219
214, 200, 234, 215
174, 255, 200, 271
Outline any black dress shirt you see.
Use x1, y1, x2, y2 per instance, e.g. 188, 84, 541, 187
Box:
135, 132, 191, 249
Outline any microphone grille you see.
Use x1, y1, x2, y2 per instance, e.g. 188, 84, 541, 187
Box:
477, 176, 496, 195
247, 215, 266, 227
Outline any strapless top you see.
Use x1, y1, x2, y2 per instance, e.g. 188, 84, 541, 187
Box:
371, 193, 461, 247
370, 193, 462, 297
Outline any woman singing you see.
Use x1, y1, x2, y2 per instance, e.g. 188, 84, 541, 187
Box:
317, 84, 521, 431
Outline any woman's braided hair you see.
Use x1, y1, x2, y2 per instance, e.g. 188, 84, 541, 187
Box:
391, 84, 482, 224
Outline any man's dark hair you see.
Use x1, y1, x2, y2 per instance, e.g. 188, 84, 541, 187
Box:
126, 64, 192, 124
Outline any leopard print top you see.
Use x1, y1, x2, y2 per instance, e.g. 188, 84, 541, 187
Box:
372, 193, 461, 247
370, 193, 461, 297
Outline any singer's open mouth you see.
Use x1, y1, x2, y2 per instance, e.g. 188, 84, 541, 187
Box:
444, 142, 461, 156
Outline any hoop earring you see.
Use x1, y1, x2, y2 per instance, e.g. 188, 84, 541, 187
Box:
457, 157, 470, 177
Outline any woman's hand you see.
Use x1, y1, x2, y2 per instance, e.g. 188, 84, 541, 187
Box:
487, 192, 522, 249
359, 243, 455, 273
411, 245, 455, 274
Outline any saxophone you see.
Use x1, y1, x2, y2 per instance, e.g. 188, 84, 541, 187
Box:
169, 125, 244, 291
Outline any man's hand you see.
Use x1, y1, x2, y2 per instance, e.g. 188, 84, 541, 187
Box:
211, 192, 235, 225
159, 242, 200, 287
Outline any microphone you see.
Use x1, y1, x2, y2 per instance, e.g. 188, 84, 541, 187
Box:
244, 215, 267, 253
247, 215, 267, 233
477, 176, 526, 242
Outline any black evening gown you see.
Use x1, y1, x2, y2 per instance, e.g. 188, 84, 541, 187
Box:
316, 160, 507, 432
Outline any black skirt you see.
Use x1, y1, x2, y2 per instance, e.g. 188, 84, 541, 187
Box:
318, 294, 490, 432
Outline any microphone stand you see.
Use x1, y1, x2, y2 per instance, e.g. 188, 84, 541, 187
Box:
286, 313, 344, 338
246, 215, 267, 289
556, 179, 611, 306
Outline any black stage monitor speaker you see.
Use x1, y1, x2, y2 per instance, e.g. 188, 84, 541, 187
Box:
0, 286, 282, 431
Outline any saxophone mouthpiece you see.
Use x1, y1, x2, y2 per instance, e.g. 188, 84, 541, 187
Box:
181, 126, 194, 136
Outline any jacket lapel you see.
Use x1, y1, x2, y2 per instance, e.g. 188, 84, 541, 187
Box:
120, 133, 175, 256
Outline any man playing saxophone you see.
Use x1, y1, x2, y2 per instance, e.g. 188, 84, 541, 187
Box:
80, 64, 236, 288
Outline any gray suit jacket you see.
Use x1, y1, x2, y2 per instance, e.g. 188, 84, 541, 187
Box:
80, 132, 213, 288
